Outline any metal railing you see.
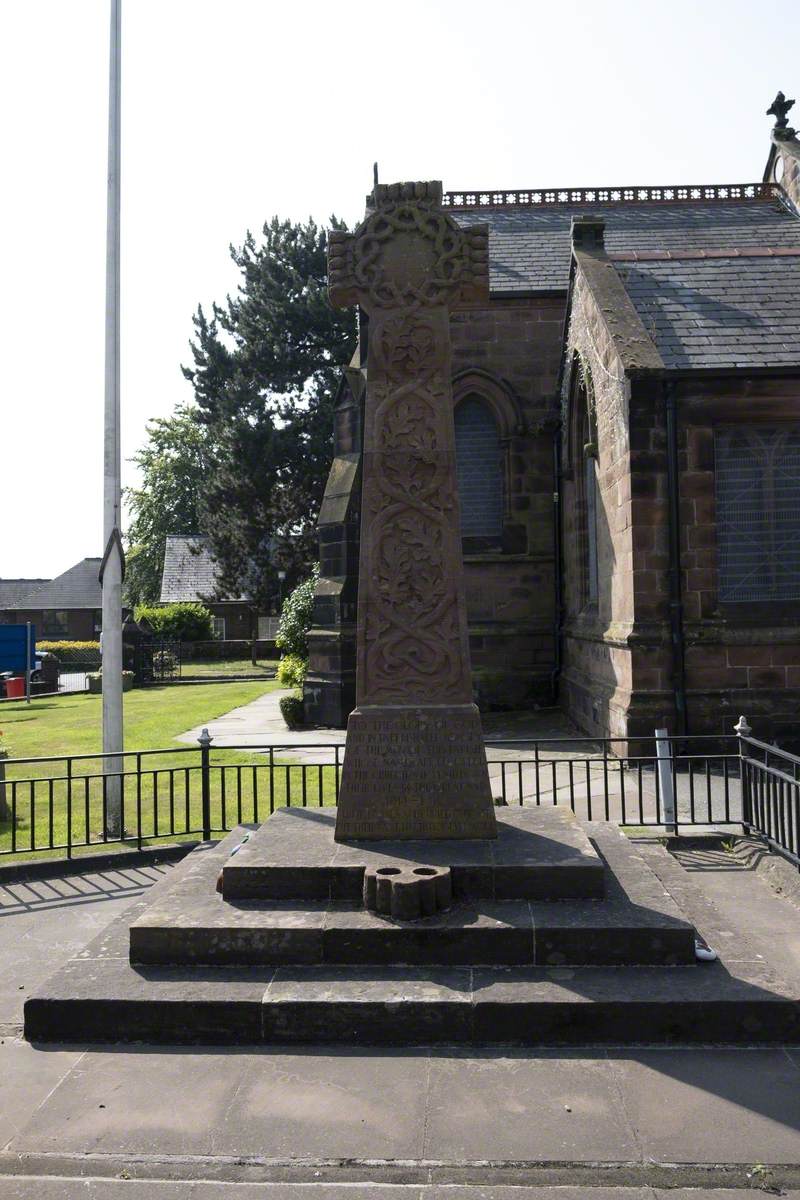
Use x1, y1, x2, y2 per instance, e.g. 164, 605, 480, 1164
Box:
737, 718, 800, 868
0, 719, 797, 868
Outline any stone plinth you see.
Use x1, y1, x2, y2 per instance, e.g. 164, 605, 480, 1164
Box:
327, 181, 496, 841
220, 806, 605, 902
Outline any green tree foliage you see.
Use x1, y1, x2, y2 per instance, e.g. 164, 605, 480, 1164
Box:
275, 566, 319, 659
124, 406, 211, 606
182, 217, 357, 609
134, 602, 213, 642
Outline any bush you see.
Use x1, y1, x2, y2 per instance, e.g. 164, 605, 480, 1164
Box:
276, 653, 308, 689
279, 693, 305, 729
87, 671, 134, 694
134, 602, 213, 642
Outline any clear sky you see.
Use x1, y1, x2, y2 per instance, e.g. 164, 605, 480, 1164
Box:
2, 0, 798, 578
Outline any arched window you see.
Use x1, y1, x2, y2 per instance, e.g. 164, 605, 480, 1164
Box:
570, 361, 599, 607
454, 395, 504, 545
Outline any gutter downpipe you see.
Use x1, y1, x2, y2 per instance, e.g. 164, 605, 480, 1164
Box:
664, 379, 688, 740
550, 256, 578, 706
551, 424, 563, 704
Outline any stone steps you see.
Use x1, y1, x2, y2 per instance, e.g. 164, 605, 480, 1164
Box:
24, 956, 800, 1046
22, 821, 800, 1047
128, 898, 696, 969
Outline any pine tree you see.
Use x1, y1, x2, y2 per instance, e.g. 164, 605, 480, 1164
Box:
182, 216, 357, 609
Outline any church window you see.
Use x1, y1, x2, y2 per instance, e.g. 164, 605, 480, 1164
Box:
715, 426, 800, 602
454, 396, 504, 542
572, 362, 599, 608
585, 451, 599, 605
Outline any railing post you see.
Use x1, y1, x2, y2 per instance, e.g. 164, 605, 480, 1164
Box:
199, 727, 212, 841
655, 728, 677, 835
66, 757, 73, 860
734, 715, 752, 831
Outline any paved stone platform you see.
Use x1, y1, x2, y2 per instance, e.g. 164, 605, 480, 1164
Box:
22, 822, 800, 1046
3, 849, 800, 1192
221, 807, 605, 901
129, 814, 693, 968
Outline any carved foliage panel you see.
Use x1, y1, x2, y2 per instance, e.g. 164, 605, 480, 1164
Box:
360, 307, 471, 705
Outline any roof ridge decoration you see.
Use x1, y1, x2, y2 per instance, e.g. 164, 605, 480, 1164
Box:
767, 90, 796, 139
443, 182, 781, 211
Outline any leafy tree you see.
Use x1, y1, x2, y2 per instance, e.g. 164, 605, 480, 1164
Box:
182, 216, 357, 610
124, 406, 211, 606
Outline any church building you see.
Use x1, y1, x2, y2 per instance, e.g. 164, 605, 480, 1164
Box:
304, 94, 800, 748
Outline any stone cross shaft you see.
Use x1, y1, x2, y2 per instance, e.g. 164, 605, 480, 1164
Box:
328, 181, 497, 840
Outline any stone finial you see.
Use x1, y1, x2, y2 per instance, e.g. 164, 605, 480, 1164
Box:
734, 715, 752, 738
767, 90, 796, 138
571, 215, 606, 251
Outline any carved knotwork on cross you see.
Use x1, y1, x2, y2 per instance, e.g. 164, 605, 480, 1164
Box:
328, 181, 489, 314
767, 90, 796, 138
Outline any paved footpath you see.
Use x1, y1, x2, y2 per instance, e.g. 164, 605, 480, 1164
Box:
1, 854, 799, 1197
177, 691, 740, 824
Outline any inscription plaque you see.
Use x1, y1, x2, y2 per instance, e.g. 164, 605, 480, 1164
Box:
328, 181, 496, 840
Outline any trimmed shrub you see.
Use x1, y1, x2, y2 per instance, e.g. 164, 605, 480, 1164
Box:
276, 653, 308, 689
279, 693, 305, 729
134, 602, 213, 642
275, 566, 319, 658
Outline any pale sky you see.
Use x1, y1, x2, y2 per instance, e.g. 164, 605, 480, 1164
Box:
1, 0, 798, 577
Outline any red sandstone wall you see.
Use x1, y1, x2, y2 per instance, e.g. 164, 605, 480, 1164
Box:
449, 296, 564, 707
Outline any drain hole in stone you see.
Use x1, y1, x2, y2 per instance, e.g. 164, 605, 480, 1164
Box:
376, 867, 401, 876
413, 868, 437, 876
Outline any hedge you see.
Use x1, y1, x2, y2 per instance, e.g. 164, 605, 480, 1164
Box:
134, 602, 213, 642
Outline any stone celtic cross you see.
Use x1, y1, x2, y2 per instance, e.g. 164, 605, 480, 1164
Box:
328, 181, 497, 840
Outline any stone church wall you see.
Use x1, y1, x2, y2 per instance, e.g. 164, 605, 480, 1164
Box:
449, 296, 564, 709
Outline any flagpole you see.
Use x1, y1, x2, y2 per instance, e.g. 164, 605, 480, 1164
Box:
102, 0, 123, 838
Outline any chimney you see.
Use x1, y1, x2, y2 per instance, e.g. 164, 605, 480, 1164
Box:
571, 215, 606, 251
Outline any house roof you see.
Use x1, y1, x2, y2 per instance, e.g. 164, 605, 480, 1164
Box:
617, 253, 800, 370
160, 535, 244, 604
454, 196, 800, 293
8, 560, 102, 611
0, 579, 50, 609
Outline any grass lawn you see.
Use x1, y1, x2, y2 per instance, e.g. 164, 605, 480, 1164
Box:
0, 681, 338, 862
182, 657, 278, 677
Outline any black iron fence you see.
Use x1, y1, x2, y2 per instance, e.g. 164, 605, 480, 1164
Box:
0, 721, 797, 868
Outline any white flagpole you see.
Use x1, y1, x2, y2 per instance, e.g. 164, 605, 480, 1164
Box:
102, 0, 123, 838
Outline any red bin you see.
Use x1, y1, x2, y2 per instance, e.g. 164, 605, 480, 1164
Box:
5, 677, 25, 699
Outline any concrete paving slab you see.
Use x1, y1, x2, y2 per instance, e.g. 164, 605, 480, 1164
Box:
610, 1047, 800, 1163
427, 1192, 651, 1200
422, 1049, 639, 1162
0, 864, 173, 1030
0, 1183, 426, 1199
0, 1039, 84, 1152
6, 1047, 254, 1157
210, 1047, 430, 1159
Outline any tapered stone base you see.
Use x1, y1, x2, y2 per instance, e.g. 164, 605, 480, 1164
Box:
334, 704, 497, 841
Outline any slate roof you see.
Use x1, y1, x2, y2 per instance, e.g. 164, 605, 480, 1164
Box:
8, 560, 102, 610
0, 579, 50, 609
455, 199, 800, 293
160, 535, 244, 604
617, 254, 800, 370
